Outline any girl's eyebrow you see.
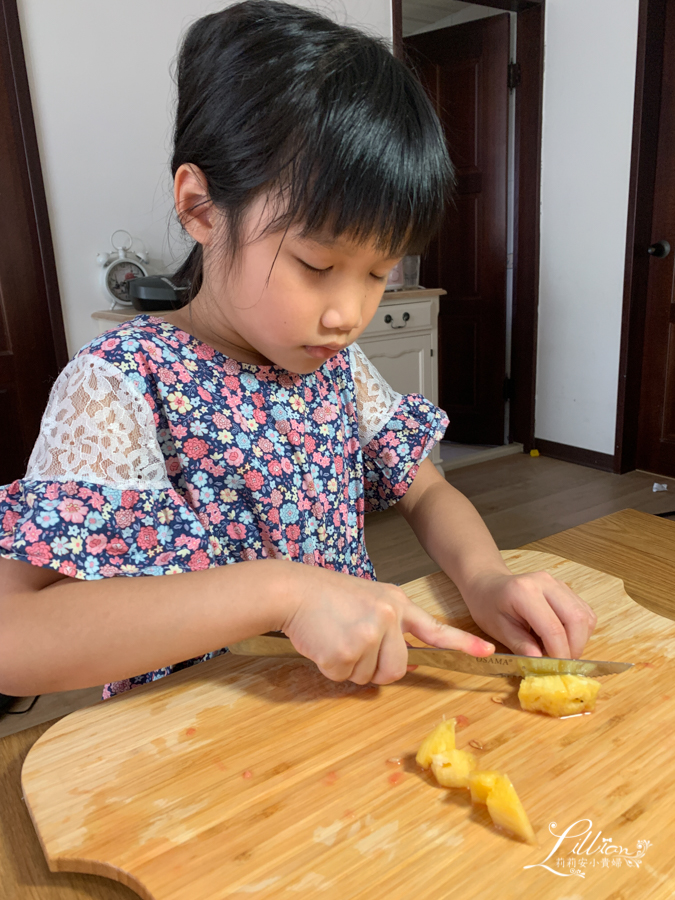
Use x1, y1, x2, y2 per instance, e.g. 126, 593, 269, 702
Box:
295, 234, 401, 262
294, 235, 337, 248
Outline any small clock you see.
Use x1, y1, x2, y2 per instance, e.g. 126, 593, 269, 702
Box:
97, 230, 150, 307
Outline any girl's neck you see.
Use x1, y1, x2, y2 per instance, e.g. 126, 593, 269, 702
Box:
160, 291, 272, 367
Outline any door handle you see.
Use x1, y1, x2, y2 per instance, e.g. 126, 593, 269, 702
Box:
384, 312, 410, 329
648, 240, 671, 258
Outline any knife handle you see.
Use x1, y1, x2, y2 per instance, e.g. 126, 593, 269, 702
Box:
229, 635, 425, 666
228, 635, 303, 658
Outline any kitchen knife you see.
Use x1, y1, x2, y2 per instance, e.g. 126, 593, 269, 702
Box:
227, 632, 632, 678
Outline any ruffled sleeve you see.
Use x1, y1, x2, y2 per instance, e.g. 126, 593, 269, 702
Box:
348, 344, 449, 512
0, 353, 215, 578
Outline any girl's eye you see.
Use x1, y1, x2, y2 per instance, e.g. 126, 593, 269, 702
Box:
298, 258, 332, 276
371, 273, 388, 282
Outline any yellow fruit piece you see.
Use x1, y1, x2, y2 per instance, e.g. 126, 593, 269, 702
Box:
431, 749, 477, 788
518, 674, 601, 717
415, 719, 456, 769
486, 774, 537, 845
468, 769, 501, 804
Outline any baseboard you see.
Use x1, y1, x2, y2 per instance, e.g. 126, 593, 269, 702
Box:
535, 439, 615, 472
440, 442, 524, 473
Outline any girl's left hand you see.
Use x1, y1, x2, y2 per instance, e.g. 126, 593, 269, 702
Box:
461, 569, 598, 660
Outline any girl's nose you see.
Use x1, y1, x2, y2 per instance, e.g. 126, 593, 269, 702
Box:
320, 294, 363, 333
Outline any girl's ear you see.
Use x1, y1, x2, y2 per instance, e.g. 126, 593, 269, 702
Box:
174, 164, 216, 245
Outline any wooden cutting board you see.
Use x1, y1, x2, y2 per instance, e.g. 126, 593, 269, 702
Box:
21, 551, 675, 900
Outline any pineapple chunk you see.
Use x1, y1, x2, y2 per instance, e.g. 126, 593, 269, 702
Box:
468, 769, 501, 804
518, 674, 601, 717
415, 719, 456, 769
431, 749, 477, 788
486, 774, 537, 845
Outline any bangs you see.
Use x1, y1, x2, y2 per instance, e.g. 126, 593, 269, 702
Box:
255, 42, 454, 257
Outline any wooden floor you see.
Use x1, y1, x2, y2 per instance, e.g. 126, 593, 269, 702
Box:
365, 452, 675, 585
2, 451, 674, 738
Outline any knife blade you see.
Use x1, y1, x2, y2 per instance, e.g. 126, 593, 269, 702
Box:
227, 633, 633, 678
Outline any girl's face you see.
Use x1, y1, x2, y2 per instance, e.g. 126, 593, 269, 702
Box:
196, 195, 402, 373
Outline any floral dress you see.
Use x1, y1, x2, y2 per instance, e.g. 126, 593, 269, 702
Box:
0, 316, 447, 699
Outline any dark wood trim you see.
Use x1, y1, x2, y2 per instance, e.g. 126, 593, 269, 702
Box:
535, 439, 615, 473
395, 0, 543, 449
392, 0, 403, 59
614, 0, 667, 474
510, 2, 544, 451
1, 0, 67, 370
0, 0, 68, 479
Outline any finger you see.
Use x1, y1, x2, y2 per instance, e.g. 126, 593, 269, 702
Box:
403, 604, 494, 657
315, 643, 366, 683
348, 637, 384, 685
509, 593, 572, 659
370, 628, 409, 685
494, 616, 543, 657
542, 584, 597, 658
316, 658, 353, 682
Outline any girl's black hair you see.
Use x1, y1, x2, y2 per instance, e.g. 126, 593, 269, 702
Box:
171, 0, 453, 298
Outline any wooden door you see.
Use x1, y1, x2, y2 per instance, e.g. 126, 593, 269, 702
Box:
636, 0, 675, 477
405, 15, 509, 445
0, 2, 67, 485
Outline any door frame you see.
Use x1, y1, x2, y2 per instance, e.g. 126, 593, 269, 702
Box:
1, 0, 67, 369
614, 0, 667, 473
393, 0, 544, 449
0, 0, 68, 480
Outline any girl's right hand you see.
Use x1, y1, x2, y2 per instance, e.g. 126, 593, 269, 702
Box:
278, 566, 495, 686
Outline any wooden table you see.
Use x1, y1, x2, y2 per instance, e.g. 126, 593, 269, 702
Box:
2, 508, 674, 899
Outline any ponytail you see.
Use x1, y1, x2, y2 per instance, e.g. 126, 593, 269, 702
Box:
172, 243, 203, 304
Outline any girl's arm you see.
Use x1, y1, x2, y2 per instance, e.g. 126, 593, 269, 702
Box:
396, 458, 597, 659
0, 553, 494, 696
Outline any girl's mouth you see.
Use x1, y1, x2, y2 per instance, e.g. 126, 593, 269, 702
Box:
304, 344, 346, 359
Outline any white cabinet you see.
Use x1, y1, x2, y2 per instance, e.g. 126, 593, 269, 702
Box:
358, 290, 444, 470
360, 333, 433, 399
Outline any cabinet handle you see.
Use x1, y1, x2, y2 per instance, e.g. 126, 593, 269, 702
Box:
384, 312, 410, 329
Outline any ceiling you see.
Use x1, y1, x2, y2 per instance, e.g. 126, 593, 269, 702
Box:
402, 0, 474, 36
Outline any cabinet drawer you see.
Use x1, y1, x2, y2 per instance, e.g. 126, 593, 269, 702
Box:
362, 300, 433, 338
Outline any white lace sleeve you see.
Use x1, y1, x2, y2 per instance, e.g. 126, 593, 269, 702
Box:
349, 343, 403, 448
25, 354, 171, 491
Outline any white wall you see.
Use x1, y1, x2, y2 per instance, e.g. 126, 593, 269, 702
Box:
17, 0, 392, 356
535, 0, 640, 455
406, 3, 502, 37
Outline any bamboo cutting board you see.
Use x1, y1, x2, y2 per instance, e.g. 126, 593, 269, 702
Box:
21, 551, 675, 900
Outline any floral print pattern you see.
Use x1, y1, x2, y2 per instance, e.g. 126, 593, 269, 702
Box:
0, 316, 447, 698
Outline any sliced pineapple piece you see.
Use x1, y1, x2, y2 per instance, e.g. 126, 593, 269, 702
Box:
468, 769, 501, 804
415, 719, 456, 769
486, 774, 537, 845
518, 673, 601, 717
431, 749, 477, 788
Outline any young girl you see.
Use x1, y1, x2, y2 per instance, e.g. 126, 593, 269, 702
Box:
0, 1, 595, 701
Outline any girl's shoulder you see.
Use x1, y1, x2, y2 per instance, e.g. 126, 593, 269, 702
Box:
66, 315, 205, 398
80, 315, 193, 365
